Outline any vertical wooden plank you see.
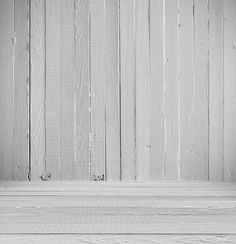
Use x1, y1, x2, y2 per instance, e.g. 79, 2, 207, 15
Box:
135, 0, 150, 181
14, 0, 30, 180
60, 0, 75, 180
90, 0, 106, 180
179, 0, 194, 180
0, 0, 14, 180
193, 0, 209, 180
120, 0, 136, 181
209, 0, 224, 181
105, 0, 120, 181
30, 0, 46, 180
164, 0, 179, 180
45, 0, 61, 180
74, 0, 90, 180
150, 0, 165, 180
224, 0, 236, 181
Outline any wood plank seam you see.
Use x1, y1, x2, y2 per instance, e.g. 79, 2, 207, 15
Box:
28, 0, 32, 181
177, 0, 181, 181
163, 0, 167, 180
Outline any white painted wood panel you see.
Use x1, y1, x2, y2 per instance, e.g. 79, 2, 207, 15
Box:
14, 0, 30, 180
105, 0, 120, 180
135, 0, 150, 181
74, 0, 90, 180
179, 0, 194, 180
224, 0, 236, 181
120, 0, 136, 180
209, 0, 224, 181
193, 0, 209, 180
0, 0, 14, 180
90, 0, 106, 180
60, 0, 75, 180
164, 0, 180, 180
150, 0, 165, 180
0, 0, 236, 182
45, 0, 61, 180
30, 0, 46, 180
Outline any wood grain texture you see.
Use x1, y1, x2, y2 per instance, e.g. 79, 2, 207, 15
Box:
224, 0, 236, 181
179, 0, 194, 180
45, 0, 61, 180
0, 223, 235, 234
1, 197, 236, 208
0, 235, 236, 244
14, 0, 30, 180
150, 0, 165, 180
2, 0, 236, 182
193, 0, 209, 180
105, 0, 120, 181
74, 0, 90, 180
90, 0, 106, 180
3, 188, 236, 196
2, 181, 236, 190
135, 0, 150, 181
0, 183, 236, 234
0, 0, 14, 180
120, 0, 136, 181
30, 0, 46, 180
164, 0, 180, 180
209, 0, 224, 181
60, 0, 75, 180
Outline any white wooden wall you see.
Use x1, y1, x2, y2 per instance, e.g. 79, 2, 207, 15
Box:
0, 0, 236, 181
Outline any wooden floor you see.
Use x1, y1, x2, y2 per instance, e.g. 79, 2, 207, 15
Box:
0, 182, 236, 243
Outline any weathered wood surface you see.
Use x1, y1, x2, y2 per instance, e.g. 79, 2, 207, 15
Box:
0, 0, 236, 181
164, 0, 180, 180
30, 0, 46, 180
209, 0, 224, 181
179, 0, 194, 180
90, 0, 106, 180
14, 0, 30, 180
0, 235, 236, 244
150, 0, 165, 180
105, 0, 120, 181
120, 0, 136, 181
74, 0, 90, 180
60, 0, 75, 180
135, 0, 150, 181
0, 183, 235, 235
193, 0, 209, 180
0, 0, 14, 180
224, 0, 236, 181
45, 0, 61, 180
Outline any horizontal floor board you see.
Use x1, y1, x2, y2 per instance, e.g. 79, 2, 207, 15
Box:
1, 181, 236, 187
0, 223, 236, 234
1, 191, 236, 197
1, 210, 236, 222
0, 197, 236, 208
1, 206, 236, 215
0, 182, 235, 234
0, 235, 236, 244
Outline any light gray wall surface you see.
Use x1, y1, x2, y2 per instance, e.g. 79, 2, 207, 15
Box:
0, 0, 235, 181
